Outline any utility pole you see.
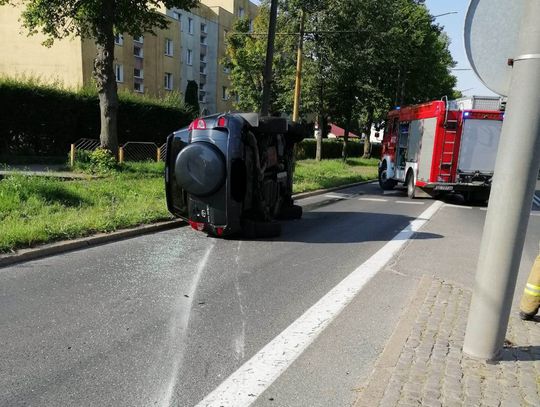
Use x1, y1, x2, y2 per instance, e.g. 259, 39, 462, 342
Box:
260, 0, 278, 116
292, 9, 306, 123
463, 0, 540, 360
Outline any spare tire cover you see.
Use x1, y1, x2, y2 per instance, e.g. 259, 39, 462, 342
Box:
175, 142, 226, 197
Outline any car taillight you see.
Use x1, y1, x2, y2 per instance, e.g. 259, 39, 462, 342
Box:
189, 220, 205, 231
216, 116, 227, 128
216, 227, 224, 236
190, 118, 207, 130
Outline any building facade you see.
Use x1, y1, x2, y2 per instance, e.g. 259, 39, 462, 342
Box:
0, 0, 258, 114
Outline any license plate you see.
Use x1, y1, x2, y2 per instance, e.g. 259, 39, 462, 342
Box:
434, 185, 453, 191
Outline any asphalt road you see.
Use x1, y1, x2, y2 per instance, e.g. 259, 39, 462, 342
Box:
1, 183, 539, 407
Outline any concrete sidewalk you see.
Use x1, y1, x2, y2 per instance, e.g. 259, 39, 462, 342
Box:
356, 277, 540, 407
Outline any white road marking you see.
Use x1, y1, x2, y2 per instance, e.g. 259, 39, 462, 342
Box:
383, 190, 402, 195
370, 181, 379, 185
324, 194, 347, 199
531, 213, 540, 217
195, 201, 444, 407
395, 200, 425, 205
480, 208, 487, 211
443, 203, 474, 209
359, 197, 388, 202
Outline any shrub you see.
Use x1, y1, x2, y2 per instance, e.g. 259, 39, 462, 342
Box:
88, 149, 117, 173
295, 139, 382, 160
0, 77, 192, 158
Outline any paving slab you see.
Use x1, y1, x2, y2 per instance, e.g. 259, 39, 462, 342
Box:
356, 277, 540, 407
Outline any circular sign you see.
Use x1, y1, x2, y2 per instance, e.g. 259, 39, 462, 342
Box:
464, 0, 526, 96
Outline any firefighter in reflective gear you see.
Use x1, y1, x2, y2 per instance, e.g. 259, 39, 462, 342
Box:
519, 245, 540, 320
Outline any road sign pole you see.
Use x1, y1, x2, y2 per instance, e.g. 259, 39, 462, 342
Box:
463, 0, 540, 361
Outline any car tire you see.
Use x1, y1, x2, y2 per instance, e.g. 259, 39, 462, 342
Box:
277, 204, 303, 220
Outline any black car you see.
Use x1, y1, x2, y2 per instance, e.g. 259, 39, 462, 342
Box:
165, 113, 305, 238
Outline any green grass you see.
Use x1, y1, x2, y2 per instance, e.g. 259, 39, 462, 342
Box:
0, 163, 170, 253
293, 157, 379, 193
0, 158, 378, 253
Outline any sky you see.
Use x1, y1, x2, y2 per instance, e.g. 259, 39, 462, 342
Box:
424, 0, 496, 97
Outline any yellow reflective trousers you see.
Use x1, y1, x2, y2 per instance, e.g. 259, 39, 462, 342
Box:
520, 254, 540, 317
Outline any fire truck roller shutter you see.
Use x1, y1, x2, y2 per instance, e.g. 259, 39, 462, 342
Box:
416, 117, 438, 182
407, 120, 423, 163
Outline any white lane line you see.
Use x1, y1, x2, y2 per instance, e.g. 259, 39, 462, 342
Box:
195, 201, 444, 407
359, 197, 388, 202
443, 204, 474, 209
395, 200, 425, 205
480, 208, 487, 211
383, 190, 402, 195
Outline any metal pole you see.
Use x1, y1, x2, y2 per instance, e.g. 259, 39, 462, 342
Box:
260, 0, 278, 116
463, 0, 540, 361
292, 9, 305, 123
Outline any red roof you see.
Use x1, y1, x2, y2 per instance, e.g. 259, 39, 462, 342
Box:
329, 123, 360, 138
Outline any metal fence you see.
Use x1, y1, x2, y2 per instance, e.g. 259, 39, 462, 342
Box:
69, 139, 168, 166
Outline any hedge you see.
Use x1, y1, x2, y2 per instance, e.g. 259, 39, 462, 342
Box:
0, 79, 193, 158
296, 139, 382, 160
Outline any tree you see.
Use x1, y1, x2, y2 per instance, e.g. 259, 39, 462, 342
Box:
185, 80, 200, 116
0, 0, 198, 156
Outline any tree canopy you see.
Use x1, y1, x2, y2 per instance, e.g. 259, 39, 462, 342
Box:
224, 0, 458, 157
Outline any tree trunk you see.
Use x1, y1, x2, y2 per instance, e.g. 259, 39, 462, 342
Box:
363, 107, 374, 159
315, 115, 322, 161
93, 1, 119, 157
342, 110, 352, 161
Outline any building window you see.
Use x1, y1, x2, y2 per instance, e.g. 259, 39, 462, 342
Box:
114, 33, 123, 46
186, 49, 193, 65
188, 18, 193, 34
249, 19, 254, 32
134, 82, 144, 93
173, 11, 181, 21
199, 91, 206, 103
222, 86, 228, 100
238, 7, 245, 18
115, 64, 124, 82
201, 23, 207, 33
200, 35, 207, 45
134, 45, 143, 58
164, 73, 173, 90
165, 38, 174, 56
134, 35, 143, 43
134, 68, 143, 79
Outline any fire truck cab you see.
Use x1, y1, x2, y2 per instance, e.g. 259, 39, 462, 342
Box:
378, 96, 505, 202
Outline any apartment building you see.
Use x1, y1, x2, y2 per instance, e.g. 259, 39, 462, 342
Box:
0, 0, 257, 115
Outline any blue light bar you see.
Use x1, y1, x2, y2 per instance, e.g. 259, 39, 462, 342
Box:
464, 112, 471, 118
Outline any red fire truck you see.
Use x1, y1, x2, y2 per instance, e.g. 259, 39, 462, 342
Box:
378, 97, 505, 202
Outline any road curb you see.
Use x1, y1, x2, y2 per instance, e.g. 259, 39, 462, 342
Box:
354, 275, 434, 407
0, 220, 185, 269
292, 179, 377, 200
0, 179, 377, 268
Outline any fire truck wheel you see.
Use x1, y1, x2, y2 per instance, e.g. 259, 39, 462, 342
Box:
378, 164, 397, 190
406, 171, 416, 199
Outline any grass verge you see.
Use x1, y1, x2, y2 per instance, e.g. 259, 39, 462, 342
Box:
0, 158, 378, 253
293, 157, 379, 193
0, 163, 170, 253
